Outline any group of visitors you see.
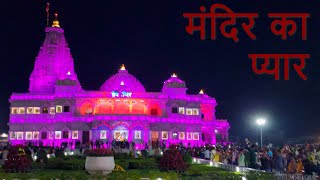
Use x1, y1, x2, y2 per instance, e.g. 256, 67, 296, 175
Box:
190, 143, 320, 176
2, 139, 320, 176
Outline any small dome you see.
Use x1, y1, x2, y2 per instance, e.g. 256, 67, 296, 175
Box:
100, 65, 146, 93
162, 73, 186, 89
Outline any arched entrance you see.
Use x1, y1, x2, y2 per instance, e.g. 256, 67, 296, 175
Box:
113, 126, 128, 141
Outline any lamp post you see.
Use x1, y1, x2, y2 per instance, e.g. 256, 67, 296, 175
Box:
256, 118, 266, 147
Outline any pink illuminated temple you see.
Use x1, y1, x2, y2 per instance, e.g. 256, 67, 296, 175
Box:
8, 18, 230, 148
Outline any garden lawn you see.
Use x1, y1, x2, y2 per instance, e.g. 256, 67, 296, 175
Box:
0, 156, 274, 179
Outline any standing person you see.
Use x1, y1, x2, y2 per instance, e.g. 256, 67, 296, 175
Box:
204, 148, 210, 160
296, 158, 303, 174
287, 157, 297, 174
238, 149, 246, 167
232, 148, 237, 165
211, 147, 216, 161
214, 149, 220, 163
274, 150, 285, 173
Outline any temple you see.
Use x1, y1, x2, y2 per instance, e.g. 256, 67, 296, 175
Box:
8, 17, 230, 148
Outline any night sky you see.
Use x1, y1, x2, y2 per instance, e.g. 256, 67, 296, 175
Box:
0, 1, 319, 144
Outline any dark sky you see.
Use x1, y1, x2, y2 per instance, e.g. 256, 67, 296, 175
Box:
0, 1, 319, 143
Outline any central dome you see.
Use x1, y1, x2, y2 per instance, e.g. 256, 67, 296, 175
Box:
100, 65, 146, 93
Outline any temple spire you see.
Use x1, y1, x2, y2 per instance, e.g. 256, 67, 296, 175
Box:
52, 13, 60, 27
29, 17, 80, 93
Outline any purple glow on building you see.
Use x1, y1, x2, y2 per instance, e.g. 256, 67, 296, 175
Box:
8, 19, 230, 148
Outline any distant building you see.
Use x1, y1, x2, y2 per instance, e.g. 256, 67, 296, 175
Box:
8, 17, 230, 148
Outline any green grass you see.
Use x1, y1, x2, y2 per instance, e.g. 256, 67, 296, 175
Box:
0, 157, 273, 180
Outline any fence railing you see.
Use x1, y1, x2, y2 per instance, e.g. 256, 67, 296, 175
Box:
192, 158, 318, 180
274, 172, 317, 180
192, 157, 264, 173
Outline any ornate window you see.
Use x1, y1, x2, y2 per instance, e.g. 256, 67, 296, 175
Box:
41, 132, 47, 139
55, 131, 61, 139
10, 132, 16, 140
63, 106, 70, 112
16, 132, 23, 140
135, 131, 142, 139
178, 107, 185, 114
33, 131, 39, 140
42, 107, 48, 114
172, 132, 178, 139
56, 106, 63, 113
72, 131, 78, 139
50, 107, 55, 114
179, 132, 185, 140
192, 108, 199, 115
27, 107, 34, 114
26, 132, 32, 140
162, 131, 168, 140
34, 107, 40, 114
187, 132, 192, 140
63, 131, 69, 139
186, 108, 192, 115
193, 132, 199, 140
49, 131, 54, 139
172, 107, 178, 114
100, 130, 107, 139
11, 107, 18, 114
18, 107, 25, 114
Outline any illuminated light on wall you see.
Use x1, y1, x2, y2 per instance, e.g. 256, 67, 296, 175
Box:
120, 81, 124, 86
0, 133, 8, 138
120, 64, 126, 70
66, 71, 71, 76
199, 89, 204, 94
171, 73, 177, 77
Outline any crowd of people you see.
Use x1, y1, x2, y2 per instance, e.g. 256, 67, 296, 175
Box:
189, 143, 320, 176
1, 140, 320, 176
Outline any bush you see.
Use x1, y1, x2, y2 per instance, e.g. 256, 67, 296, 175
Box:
159, 146, 188, 173
54, 149, 65, 158
115, 158, 158, 170
182, 153, 192, 165
36, 148, 48, 163
3, 147, 32, 173
45, 158, 85, 170
127, 159, 158, 170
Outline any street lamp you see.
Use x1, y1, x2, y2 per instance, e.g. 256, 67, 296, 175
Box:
256, 118, 266, 147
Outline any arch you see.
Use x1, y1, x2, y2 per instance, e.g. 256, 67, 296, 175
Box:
80, 102, 93, 115
113, 101, 129, 114
132, 102, 146, 114
98, 101, 113, 114
149, 103, 162, 116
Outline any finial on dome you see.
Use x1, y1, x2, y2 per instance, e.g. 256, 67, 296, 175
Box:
52, 13, 60, 27
171, 73, 177, 78
120, 64, 126, 70
199, 89, 204, 94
